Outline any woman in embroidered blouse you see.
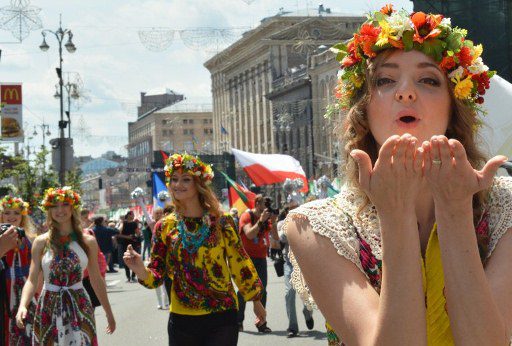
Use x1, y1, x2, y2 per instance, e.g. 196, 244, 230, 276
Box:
124, 153, 266, 346
15, 187, 115, 344
0, 196, 37, 345
285, 5, 512, 346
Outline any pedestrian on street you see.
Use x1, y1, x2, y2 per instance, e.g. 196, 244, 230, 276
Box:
285, 5, 512, 346
93, 216, 119, 273
118, 211, 141, 282
236, 195, 280, 333
141, 221, 152, 261
277, 201, 314, 338
145, 206, 169, 310
16, 187, 115, 344
0, 196, 37, 345
124, 153, 266, 346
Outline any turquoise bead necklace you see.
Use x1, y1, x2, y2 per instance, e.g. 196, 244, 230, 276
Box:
177, 214, 212, 254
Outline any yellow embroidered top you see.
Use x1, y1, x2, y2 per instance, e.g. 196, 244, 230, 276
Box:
140, 212, 263, 315
285, 176, 512, 346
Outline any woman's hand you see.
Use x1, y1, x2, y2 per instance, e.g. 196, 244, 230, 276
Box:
253, 300, 267, 324
15, 306, 27, 329
423, 136, 507, 205
350, 134, 424, 215
123, 244, 147, 280
106, 311, 116, 334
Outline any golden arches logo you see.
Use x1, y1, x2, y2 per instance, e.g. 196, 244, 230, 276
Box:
3, 88, 20, 102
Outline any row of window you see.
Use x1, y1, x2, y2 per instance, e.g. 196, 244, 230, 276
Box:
161, 118, 213, 125
162, 128, 213, 136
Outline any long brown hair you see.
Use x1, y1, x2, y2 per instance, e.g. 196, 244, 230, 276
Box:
171, 176, 222, 220
45, 208, 89, 256
340, 49, 488, 224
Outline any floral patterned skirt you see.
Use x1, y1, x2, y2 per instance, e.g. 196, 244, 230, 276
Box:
33, 287, 97, 346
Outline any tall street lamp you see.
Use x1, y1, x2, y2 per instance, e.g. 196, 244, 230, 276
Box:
33, 123, 52, 149
53, 79, 79, 138
39, 15, 76, 185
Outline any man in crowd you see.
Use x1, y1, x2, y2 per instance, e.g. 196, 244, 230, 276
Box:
93, 216, 119, 273
237, 194, 280, 333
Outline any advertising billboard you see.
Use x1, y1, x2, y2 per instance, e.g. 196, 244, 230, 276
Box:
0, 83, 23, 142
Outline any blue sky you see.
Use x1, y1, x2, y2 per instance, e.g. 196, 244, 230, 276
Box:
0, 0, 413, 158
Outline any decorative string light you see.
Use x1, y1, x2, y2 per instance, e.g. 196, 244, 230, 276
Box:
0, 0, 42, 42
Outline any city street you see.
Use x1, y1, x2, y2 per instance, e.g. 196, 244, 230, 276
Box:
96, 261, 327, 345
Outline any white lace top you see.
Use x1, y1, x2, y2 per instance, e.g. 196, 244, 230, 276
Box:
284, 176, 512, 310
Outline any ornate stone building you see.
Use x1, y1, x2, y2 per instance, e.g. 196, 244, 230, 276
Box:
309, 48, 342, 179
204, 9, 364, 178
127, 102, 213, 197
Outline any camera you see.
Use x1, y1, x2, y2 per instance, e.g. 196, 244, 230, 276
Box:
0, 224, 25, 239
263, 197, 279, 215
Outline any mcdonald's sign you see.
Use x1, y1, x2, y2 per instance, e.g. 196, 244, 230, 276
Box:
1, 84, 22, 105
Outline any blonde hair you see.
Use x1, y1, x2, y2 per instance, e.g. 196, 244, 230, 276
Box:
340, 49, 488, 224
171, 176, 222, 220
45, 208, 88, 256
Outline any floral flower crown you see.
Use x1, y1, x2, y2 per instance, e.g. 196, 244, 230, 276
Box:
0, 196, 30, 215
40, 186, 81, 211
330, 4, 495, 115
164, 153, 214, 186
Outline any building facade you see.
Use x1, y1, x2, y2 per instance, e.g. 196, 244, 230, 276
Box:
309, 49, 342, 179
205, 8, 364, 179
127, 102, 213, 196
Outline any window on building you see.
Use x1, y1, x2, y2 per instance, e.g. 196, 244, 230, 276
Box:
189, 129, 194, 135
203, 119, 209, 124
183, 129, 188, 135
168, 129, 174, 135
203, 128, 213, 134
162, 130, 167, 136
183, 119, 188, 124
189, 119, 194, 124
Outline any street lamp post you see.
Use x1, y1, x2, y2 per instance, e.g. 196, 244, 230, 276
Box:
39, 14, 76, 185
54, 79, 79, 138
33, 123, 52, 149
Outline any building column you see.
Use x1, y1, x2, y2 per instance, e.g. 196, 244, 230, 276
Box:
236, 75, 243, 150
255, 64, 262, 153
248, 68, 256, 151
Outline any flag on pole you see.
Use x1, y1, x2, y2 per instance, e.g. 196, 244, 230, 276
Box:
221, 125, 228, 135
219, 171, 256, 215
152, 172, 168, 208
231, 148, 308, 192
160, 150, 169, 162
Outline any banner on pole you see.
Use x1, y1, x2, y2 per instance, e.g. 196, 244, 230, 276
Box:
0, 83, 23, 142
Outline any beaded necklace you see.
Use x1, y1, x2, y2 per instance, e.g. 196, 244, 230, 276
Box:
177, 214, 212, 254
58, 232, 77, 250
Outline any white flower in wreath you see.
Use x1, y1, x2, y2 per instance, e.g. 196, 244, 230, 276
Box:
387, 11, 414, 40
184, 160, 195, 170
194, 171, 202, 176
468, 57, 489, 74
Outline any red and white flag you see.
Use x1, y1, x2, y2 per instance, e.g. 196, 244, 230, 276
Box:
231, 148, 308, 192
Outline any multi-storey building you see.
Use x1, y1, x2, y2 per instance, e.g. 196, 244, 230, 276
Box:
127, 102, 213, 196
205, 6, 364, 178
309, 48, 342, 179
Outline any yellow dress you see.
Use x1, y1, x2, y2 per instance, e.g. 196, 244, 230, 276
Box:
423, 224, 454, 345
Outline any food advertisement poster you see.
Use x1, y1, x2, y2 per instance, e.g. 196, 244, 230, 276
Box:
0, 83, 23, 142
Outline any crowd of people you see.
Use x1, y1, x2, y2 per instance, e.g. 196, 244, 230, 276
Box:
1, 4, 512, 346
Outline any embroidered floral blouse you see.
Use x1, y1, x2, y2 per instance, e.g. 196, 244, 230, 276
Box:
141, 212, 263, 315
